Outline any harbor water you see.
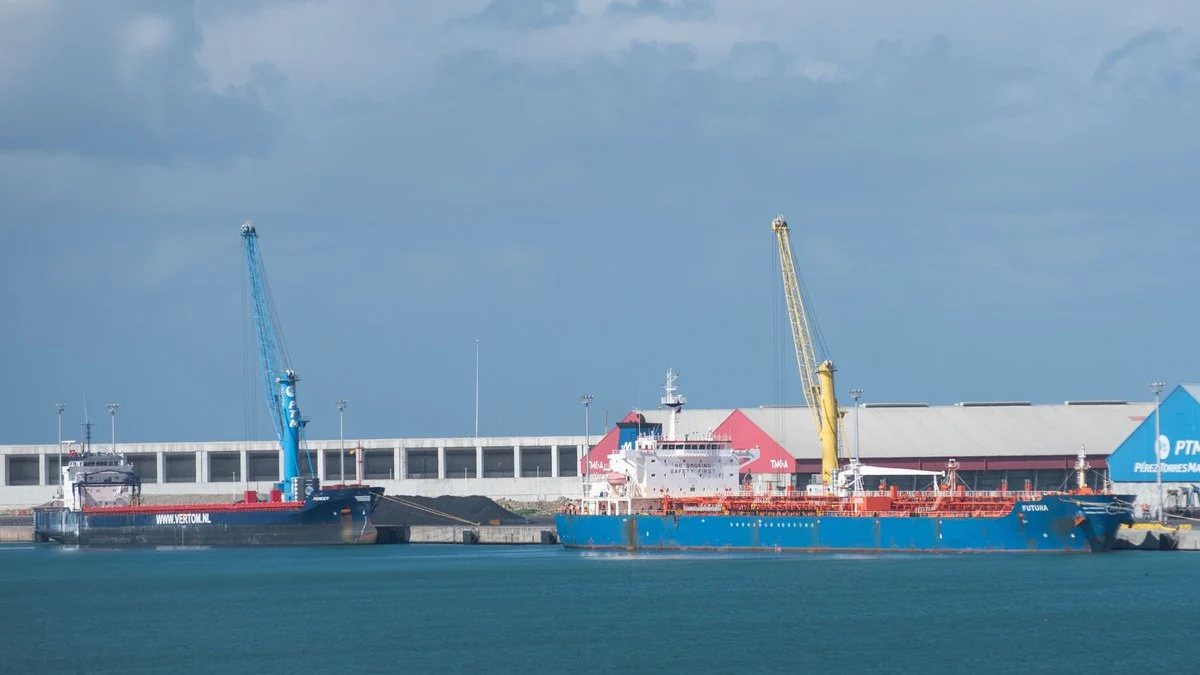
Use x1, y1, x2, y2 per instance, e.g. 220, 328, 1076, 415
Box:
0, 543, 1192, 674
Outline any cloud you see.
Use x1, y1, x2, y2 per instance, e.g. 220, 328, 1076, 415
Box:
606, 0, 715, 22
1093, 29, 1173, 83
1090, 27, 1200, 116
0, 0, 284, 163
5, 1, 1200, 442
463, 0, 581, 30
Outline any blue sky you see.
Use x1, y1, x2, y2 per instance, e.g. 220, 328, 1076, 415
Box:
2, 0, 1198, 445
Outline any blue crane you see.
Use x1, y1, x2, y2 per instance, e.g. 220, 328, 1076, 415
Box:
241, 221, 306, 499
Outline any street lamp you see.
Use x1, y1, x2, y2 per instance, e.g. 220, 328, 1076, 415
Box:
336, 399, 347, 483
849, 388, 863, 463
474, 339, 480, 439
54, 403, 66, 483
105, 403, 120, 454
1151, 381, 1165, 523
581, 394, 594, 499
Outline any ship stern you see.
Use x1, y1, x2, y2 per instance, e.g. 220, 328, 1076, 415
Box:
33, 507, 81, 545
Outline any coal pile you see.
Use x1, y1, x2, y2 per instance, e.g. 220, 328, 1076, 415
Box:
373, 495, 528, 526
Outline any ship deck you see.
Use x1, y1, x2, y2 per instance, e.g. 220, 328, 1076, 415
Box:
575, 488, 1112, 519
78, 501, 305, 515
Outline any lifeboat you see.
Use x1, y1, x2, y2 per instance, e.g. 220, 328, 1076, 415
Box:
606, 472, 629, 486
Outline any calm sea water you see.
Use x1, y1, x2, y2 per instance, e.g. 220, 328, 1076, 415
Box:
0, 543, 1192, 675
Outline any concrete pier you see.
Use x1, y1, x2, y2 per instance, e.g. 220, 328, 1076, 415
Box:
478, 526, 558, 545
0, 526, 33, 542
1175, 529, 1200, 550
407, 526, 469, 544
405, 524, 557, 545
1114, 524, 1200, 551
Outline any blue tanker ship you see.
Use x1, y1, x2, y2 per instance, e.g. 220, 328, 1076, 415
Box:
555, 492, 1133, 553
555, 370, 1134, 554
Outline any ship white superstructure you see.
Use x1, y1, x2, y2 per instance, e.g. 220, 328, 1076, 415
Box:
584, 370, 742, 513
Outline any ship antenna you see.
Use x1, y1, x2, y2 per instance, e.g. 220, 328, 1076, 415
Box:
1075, 444, 1090, 491
660, 368, 686, 441
81, 394, 93, 454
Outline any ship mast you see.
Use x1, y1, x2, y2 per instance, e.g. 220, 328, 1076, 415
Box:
661, 368, 686, 441
772, 214, 841, 487
1075, 446, 1091, 491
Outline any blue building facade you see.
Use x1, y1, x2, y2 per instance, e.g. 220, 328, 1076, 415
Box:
1108, 384, 1200, 483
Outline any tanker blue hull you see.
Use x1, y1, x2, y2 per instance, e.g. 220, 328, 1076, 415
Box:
33, 486, 384, 546
555, 495, 1134, 553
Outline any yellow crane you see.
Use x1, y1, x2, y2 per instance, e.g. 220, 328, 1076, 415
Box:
771, 214, 842, 487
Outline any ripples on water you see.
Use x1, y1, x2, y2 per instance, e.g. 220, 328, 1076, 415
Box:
1, 543, 1191, 675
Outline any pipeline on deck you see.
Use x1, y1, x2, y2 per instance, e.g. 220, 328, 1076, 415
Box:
569, 484, 1109, 519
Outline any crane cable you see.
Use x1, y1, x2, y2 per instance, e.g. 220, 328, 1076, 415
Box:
792, 247, 831, 364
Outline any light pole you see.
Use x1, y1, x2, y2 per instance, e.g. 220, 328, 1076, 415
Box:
1151, 381, 1165, 523
581, 394, 594, 497
105, 403, 120, 454
336, 399, 347, 483
474, 339, 480, 439
54, 403, 66, 482
849, 388, 863, 463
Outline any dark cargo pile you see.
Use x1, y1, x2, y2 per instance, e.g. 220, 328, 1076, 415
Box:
372, 495, 528, 526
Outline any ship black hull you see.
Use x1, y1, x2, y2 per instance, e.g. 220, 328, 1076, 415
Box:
33, 486, 385, 547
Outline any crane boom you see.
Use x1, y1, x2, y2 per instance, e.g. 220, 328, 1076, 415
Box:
771, 214, 841, 486
241, 221, 303, 497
